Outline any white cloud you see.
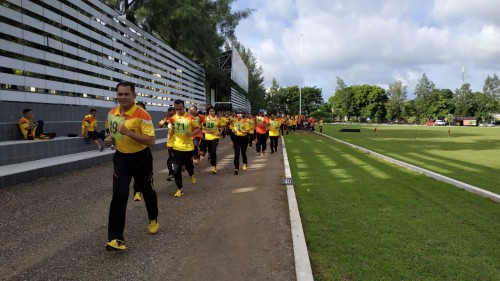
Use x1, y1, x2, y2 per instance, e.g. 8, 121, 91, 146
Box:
233, 0, 500, 101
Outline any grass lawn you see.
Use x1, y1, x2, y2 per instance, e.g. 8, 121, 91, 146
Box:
284, 131, 500, 281
322, 124, 500, 195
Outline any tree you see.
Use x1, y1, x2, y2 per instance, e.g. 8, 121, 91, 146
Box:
483, 73, 500, 112
300, 86, 323, 116
105, 0, 252, 66
454, 83, 475, 117
386, 80, 407, 122
426, 89, 454, 119
350, 85, 387, 122
414, 73, 435, 121
329, 77, 353, 121
402, 100, 417, 124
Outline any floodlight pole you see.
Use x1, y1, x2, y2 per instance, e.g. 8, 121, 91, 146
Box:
299, 33, 303, 117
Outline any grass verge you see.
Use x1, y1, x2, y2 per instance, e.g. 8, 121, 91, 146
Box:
284, 131, 500, 281
322, 124, 500, 195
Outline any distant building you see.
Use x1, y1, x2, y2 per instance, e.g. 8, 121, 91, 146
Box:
215, 49, 251, 113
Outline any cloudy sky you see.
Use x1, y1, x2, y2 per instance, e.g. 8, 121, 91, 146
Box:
232, 0, 500, 101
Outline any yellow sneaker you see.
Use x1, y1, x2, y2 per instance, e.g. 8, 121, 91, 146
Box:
148, 219, 159, 234
190, 174, 196, 184
174, 189, 183, 197
243, 164, 247, 171
210, 166, 217, 174
133, 192, 142, 201
105, 239, 126, 251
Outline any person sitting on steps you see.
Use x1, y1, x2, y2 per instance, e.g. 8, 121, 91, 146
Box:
82, 108, 107, 151
18, 108, 56, 140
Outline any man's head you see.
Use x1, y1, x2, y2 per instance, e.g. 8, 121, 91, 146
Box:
174, 99, 185, 114
22, 108, 33, 118
167, 106, 175, 117
189, 105, 198, 115
116, 81, 136, 109
90, 109, 97, 117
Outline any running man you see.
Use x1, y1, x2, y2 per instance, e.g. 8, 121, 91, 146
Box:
158, 107, 176, 181
104, 81, 159, 251
189, 105, 205, 165
203, 106, 222, 174
255, 109, 269, 156
232, 112, 249, 175
169, 100, 199, 197
246, 113, 256, 148
268, 113, 282, 154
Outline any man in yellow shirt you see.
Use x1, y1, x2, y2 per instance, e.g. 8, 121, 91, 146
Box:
232, 112, 250, 175
158, 107, 176, 181
268, 113, 282, 154
18, 108, 56, 140
246, 113, 256, 148
169, 99, 200, 197
203, 106, 222, 173
103, 81, 159, 251
82, 109, 106, 151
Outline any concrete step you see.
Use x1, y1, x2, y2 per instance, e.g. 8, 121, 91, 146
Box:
0, 139, 167, 189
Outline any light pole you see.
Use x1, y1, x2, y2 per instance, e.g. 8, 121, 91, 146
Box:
299, 33, 303, 117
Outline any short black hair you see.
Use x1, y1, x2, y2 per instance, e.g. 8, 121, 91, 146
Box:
167, 107, 175, 112
23, 108, 32, 114
174, 99, 184, 105
90, 109, 97, 113
116, 81, 135, 93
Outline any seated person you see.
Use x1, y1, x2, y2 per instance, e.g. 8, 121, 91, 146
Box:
82, 108, 106, 151
18, 108, 56, 140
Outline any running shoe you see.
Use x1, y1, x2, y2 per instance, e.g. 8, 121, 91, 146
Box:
111, 144, 115, 150
148, 219, 159, 234
98, 146, 105, 152
242, 164, 247, 171
190, 174, 197, 184
210, 166, 217, 174
234, 169, 239, 175
105, 239, 126, 251
174, 189, 183, 197
133, 192, 142, 201
167, 175, 174, 181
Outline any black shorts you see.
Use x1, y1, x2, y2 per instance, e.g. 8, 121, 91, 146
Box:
88, 130, 105, 140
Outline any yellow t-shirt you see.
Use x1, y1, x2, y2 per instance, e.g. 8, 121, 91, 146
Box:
246, 118, 255, 134
107, 104, 155, 153
204, 116, 221, 141
220, 116, 228, 126
232, 119, 249, 136
18, 117, 35, 139
268, 119, 281, 137
81, 114, 97, 135
169, 112, 197, 151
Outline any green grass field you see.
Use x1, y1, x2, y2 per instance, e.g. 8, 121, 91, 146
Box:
321, 124, 500, 195
284, 130, 500, 281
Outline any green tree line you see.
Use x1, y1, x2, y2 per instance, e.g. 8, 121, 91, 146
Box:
328, 73, 500, 124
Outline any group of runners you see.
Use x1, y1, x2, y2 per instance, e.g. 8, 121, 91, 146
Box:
103, 80, 322, 251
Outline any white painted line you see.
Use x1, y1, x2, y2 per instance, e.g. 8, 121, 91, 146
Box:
281, 135, 314, 281
317, 132, 500, 203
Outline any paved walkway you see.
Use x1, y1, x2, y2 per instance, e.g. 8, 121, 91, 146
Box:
0, 136, 312, 281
